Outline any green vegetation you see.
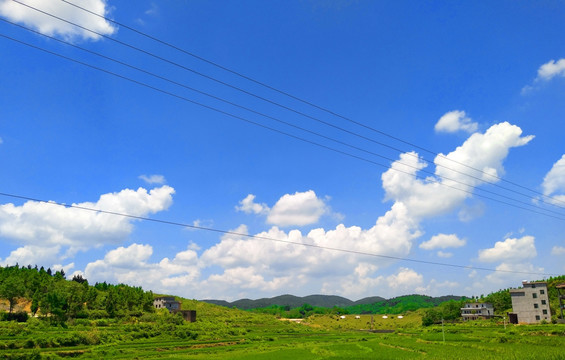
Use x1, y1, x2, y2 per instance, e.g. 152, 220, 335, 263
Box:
0, 265, 154, 324
1, 265, 564, 358
346, 295, 464, 315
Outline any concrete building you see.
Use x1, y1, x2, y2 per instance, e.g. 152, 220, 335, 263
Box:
508, 281, 551, 324
153, 296, 181, 311
153, 296, 196, 322
460, 302, 495, 321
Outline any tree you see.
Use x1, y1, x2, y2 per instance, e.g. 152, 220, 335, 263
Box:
0, 276, 25, 313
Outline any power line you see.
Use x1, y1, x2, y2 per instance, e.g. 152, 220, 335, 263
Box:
0, 191, 558, 277
3, 18, 564, 221
9, 0, 565, 210
2, 32, 564, 222
54, 0, 565, 208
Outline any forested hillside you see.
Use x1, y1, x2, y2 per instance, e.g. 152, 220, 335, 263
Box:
0, 264, 154, 323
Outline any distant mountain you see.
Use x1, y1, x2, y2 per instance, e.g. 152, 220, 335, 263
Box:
353, 296, 386, 305
201, 294, 462, 312
201, 294, 355, 310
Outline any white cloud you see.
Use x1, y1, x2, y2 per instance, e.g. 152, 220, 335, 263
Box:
436, 251, 453, 258
139, 174, 166, 184
0, 185, 175, 254
267, 190, 328, 226
0, 0, 116, 41
386, 268, 425, 292
420, 233, 466, 250
551, 246, 565, 256
541, 154, 565, 205
0, 245, 61, 267
481, 262, 545, 288
382, 122, 533, 219
522, 58, 565, 94
478, 235, 537, 263
435, 110, 478, 134
84, 243, 200, 290
536, 58, 565, 81
237, 191, 331, 227
236, 194, 270, 215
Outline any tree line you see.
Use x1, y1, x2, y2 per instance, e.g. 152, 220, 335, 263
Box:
0, 264, 154, 324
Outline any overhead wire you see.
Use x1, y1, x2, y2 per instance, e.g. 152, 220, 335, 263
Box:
1, 31, 564, 222
0, 191, 558, 277
52, 0, 565, 209
0, 19, 562, 279
9, 0, 565, 211
2, 18, 564, 221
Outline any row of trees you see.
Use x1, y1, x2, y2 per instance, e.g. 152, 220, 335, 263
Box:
250, 303, 349, 318
0, 265, 155, 323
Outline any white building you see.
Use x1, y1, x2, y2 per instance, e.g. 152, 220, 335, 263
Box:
460, 302, 494, 321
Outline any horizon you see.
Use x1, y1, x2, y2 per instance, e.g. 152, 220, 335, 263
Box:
1, 1, 565, 302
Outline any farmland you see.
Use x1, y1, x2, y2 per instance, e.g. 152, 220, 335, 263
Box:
1, 267, 564, 358
1, 307, 564, 359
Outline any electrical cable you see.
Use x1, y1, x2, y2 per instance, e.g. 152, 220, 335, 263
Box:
2, 31, 565, 223
9, 0, 565, 210
0, 191, 558, 277
2, 18, 564, 220
54, 0, 565, 208
1, 32, 564, 222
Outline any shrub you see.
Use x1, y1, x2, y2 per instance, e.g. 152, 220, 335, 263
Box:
3, 311, 29, 322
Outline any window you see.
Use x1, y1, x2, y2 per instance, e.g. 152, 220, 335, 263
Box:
542, 300, 546, 305
540, 289, 545, 295
533, 293, 537, 298
534, 303, 539, 309
543, 310, 548, 315
535, 315, 540, 321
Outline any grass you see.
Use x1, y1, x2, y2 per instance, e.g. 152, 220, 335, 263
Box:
1, 304, 564, 359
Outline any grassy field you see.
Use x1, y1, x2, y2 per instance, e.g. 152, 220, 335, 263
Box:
1, 303, 564, 359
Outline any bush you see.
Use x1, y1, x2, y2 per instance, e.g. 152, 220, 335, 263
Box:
2, 311, 29, 322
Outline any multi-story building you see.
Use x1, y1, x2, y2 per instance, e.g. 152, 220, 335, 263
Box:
153, 296, 181, 311
153, 296, 196, 322
509, 281, 551, 324
460, 302, 495, 321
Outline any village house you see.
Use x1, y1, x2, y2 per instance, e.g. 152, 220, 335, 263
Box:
153, 296, 196, 322
508, 281, 551, 324
460, 302, 494, 321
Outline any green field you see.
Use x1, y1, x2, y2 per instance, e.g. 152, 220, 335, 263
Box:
1, 305, 564, 360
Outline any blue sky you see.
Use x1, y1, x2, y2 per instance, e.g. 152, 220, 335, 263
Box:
1, 0, 565, 301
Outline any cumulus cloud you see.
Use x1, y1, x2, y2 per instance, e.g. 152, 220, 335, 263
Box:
386, 268, 425, 292
267, 190, 328, 226
541, 154, 565, 205
0, 245, 61, 267
480, 262, 545, 288
237, 191, 331, 227
420, 234, 466, 250
478, 235, 537, 263
435, 110, 478, 134
84, 243, 200, 290
139, 174, 166, 184
236, 194, 269, 215
0, 185, 175, 259
551, 246, 565, 256
536, 59, 565, 81
0, 0, 116, 41
522, 58, 565, 94
382, 122, 533, 219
